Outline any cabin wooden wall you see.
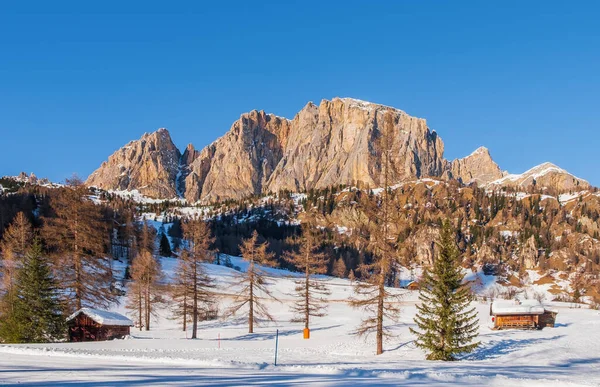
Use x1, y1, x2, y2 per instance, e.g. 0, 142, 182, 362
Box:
538, 311, 557, 328
68, 314, 130, 342
495, 314, 538, 329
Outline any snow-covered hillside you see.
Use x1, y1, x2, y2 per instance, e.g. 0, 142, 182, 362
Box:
1, 257, 599, 386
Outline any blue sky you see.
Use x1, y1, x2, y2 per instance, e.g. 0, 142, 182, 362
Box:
1, 1, 599, 186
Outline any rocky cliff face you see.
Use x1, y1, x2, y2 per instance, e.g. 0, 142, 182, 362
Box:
85, 97, 593, 202
447, 146, 504, 185
184, 110, 292, 203
265, 98, 444, 193
182, 98, 443, 202
86, 128, 181, 198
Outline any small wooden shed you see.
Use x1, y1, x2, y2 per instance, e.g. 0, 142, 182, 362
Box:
67, 308, 133, 342
490, 300, 557, 330
406, 281, 420, 291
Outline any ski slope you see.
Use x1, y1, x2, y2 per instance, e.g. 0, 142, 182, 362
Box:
1, 258, 599, 386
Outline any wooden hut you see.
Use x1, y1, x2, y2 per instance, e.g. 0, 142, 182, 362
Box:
67, 308, 133, 342
406, 281, 420, 291
490, 300, 557, 330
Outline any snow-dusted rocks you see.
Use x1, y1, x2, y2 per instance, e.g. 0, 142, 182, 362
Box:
488, 162, 590, 192
446, 146, 504, 185
84, 99, 595, 202
85, 98, 446, 202
86, 128, 182, 199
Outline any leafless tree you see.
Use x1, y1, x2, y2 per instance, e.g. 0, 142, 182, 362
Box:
226, 231, 279, 333
284, 220, 330, 333
350, 112, 402, 355
42, 183, 112, 312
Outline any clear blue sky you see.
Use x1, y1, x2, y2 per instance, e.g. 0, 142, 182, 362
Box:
1, 1, 599, 186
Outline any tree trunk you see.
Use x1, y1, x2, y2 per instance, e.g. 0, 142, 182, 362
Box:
192, 263, 198, 339
249, 261, 254, 333
145, 284, 150, 331
138, 288, 143, 331
376, 276, 385, 355
182, 291, 187, 332
305, 266, 310, 330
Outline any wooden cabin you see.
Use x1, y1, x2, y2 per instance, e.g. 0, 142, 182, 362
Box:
67, 308, 133, 342
406, 281, 420, 291
490, 300, 557, 330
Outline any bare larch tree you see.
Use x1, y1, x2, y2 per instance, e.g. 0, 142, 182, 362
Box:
42, 182, 113, 312
173, 218, 215, 339
350, 112, 403, 355
226, 230, 279, 333
127, 222, 163, 331
283, 218, 330, 337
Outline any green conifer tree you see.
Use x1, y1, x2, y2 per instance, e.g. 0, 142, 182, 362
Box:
0, 240, 65, 343
159, 232, 172, 257
410, 220, 479, 361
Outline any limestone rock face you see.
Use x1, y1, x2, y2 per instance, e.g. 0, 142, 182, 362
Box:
86, 128, 181, 198
85, 97, 594, 202
184, 110, 292, 203
266, 98, 444, 193
448, 147, 504, 185
521, 236, 540, 269
487, 162, 590, 192
183, 98, 444, 203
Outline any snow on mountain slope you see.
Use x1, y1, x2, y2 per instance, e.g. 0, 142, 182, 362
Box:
488, 162, 590, 191
1, 256, 600, 386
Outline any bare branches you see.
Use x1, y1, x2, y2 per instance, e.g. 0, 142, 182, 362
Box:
350, 111, 403, 355
284, 220, 330, 330
41, 187, 112, 312
127, 249, 164, 331
225, 231, 279, 333
171, 219, 216, 338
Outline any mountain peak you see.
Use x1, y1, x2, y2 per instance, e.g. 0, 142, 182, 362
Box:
84, 98, 594, 202
86, 129, 181, 198
488, 161, 589, 191
328, 97, 407, 115
448, 146, 502, 185
468, 146, 490, 157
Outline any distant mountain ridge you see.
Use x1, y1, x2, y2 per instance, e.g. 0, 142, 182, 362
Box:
85, 97, 591, 202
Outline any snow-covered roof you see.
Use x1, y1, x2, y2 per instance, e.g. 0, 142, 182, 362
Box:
67, 308, 133, 326
491, 300, 545, 316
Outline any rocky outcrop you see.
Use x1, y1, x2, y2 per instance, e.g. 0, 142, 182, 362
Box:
184, 110, 292, 203
265, 98, 444, 193
447, 146, 504, 185
184, 98, 444, 203
86, 128, 181, 198
487, 162, 590, 192
85, 97, 594, 202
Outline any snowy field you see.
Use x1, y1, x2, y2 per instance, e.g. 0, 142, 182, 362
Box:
1, 258, 600, 386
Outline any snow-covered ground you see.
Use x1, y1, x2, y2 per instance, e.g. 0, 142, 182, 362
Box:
1, 259, 599, 386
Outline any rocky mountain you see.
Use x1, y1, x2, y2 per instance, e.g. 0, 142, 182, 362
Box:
446, 146, 504, 185
85, 98, 593, 202
487, 162, 590, 192
86, 128, 181, 198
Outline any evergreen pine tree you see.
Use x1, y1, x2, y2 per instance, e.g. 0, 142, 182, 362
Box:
159, 232, 172, 257
410, 220, 479, 361
0, 212, 34, 315
0, 240, 65, 343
